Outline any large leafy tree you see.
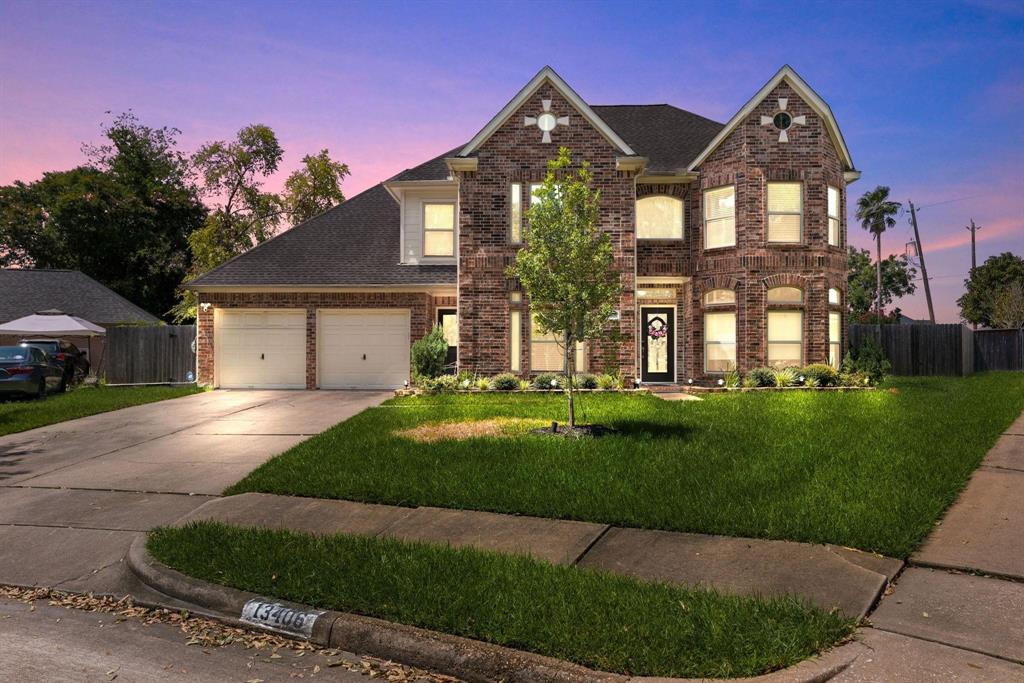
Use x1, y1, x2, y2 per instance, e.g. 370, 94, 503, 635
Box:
506, 147, 621, 429
958, 252, 1024, 328
846, 246, 917, 321
0, 113, 206, 318
171, 128, 349, 321
854, 186, 901, 323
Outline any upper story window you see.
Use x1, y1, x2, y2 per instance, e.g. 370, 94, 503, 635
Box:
767, 286, 803, 304
828, 287, 841, 305
704, 289, 736, 305
510, 183, 543, 244
637, 196, 683, 239
423, 203, 455, 257
703, 185, 735, 249
827, 186, 841, 246
767, 182, 802, 243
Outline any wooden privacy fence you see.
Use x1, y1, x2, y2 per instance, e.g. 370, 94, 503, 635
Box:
849, 324, 974, 376
105, 325, 196, 384
850, 324, 1024, 376
975, 328, 1024, 372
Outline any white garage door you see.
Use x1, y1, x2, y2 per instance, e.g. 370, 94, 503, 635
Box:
215, 309, 306, 389
318, 309, 410, 389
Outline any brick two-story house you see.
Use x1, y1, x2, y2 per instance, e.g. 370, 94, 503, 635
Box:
189, 65, 858, 390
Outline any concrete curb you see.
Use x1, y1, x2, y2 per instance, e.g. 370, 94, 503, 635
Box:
127, 534, 868, 683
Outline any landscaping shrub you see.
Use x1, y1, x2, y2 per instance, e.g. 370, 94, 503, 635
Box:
724, 369, 740, 388
801, 364, 840, 387
491, 373, 520, 391
532, 373, 563, 390
575, 373, 599, 389
596, 373, 622, 390
840, 371, 872, 387
518, 379, 531, 391
842, 337, 891, 384
411, 325, 448, 380
744, 367, 775, 388
424, 374, 460, 394
475, 377, 491, 391
457, 370, 476, 385
773, 367, 800, 387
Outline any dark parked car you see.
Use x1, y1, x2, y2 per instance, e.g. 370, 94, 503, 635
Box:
19, 338, 89, 391
0, 345, 63, 399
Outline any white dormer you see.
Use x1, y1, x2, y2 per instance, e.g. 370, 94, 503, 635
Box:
385, 180, 458, 265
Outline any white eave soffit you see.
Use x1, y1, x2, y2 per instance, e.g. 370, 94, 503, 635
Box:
457, 66, 636, 158
687, 65, 857, 174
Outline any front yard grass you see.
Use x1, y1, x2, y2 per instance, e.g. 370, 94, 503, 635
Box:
0, 384, 204, 436
149, 521, 855, 679
228, 373, 1024, 558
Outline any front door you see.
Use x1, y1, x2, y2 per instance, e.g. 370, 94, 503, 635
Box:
641, 307, 675, 383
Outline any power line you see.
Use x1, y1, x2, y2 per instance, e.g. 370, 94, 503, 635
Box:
915, 195, 980, 211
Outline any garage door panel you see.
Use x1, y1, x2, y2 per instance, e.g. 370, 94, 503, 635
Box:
215, 309, 306, 389
319, 310, 410, 390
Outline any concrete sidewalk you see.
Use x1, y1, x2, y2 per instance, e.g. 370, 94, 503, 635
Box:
870, 407, 1024, 666
178, 491, 901, 618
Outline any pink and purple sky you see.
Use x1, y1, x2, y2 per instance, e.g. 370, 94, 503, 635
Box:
2, 0, 1021, 321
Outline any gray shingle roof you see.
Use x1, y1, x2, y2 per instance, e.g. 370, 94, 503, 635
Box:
0, 269, 161, 324
591, 104, 724, 173
387, 146, 461, 182
188, 184, 456, 288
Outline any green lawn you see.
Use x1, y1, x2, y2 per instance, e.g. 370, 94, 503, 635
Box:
0, 384, 204, 436
149, 522, 854, 678
228, 374, 1024, 558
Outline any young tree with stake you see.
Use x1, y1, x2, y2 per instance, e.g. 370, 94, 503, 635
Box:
507, 148, 621, 429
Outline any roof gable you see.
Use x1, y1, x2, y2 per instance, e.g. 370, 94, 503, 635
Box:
687, 65, 856, 172
458, 66, 635, 158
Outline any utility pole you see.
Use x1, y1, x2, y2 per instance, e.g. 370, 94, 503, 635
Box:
908, 201, 935, 323
966, 219, 981, 273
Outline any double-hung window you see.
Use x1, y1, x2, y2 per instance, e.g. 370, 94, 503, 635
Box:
703, 186, 735, 249
829, 312, 841, 368
827, 186, 841, 246
423, 203, 455, 257
767, 182, 802, 243
510, 183, 543, 243
704, 311, 736, 372
767, 311, 803, 368
530, 314, 586, 372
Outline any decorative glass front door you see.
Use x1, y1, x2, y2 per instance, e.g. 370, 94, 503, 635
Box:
641, 307, 675, 383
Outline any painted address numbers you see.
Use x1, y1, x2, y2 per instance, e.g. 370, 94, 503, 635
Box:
240, 599, 324, 638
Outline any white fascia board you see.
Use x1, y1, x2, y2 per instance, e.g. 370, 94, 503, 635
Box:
383, 179, 457, 202
445, 157, 478, 173
458, 66, 635, 157
687, 65, 856, 173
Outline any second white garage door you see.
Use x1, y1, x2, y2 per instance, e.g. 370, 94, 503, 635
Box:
318, 309, 410, 389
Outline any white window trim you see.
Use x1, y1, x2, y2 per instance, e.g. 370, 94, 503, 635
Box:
766, 182, 803, 244
767, 310, 804, 368
703, 184, 736, 250
827, 185, 841, 247
703, 310, 736, 374
636, 195, 684, 240
422, 201, 456, 257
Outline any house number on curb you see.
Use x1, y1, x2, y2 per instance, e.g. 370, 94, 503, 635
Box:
240, 599, 323, 638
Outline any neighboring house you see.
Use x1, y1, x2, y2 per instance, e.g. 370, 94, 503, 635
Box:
0, 268, 160, 362
189, 65, 858, 390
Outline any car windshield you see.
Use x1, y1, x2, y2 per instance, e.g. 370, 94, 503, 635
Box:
0, 347, 31, 362
21, 341, 59, 354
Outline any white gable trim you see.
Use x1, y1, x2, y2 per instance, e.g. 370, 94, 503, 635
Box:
687, 65, 856, 173
458, 66, 635, 157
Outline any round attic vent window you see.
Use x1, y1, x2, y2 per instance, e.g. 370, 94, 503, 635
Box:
772, 111, 792, 131
537, 112, 558, 132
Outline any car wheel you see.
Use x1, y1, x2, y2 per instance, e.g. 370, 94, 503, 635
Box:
57, 375, 68, 393
37, 378, 47, 400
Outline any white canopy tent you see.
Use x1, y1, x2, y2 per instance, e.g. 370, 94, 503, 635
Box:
0, 310, 105, 372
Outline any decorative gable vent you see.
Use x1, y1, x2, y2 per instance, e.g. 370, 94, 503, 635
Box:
524, 99, 570, 143
760, 98, 806, 142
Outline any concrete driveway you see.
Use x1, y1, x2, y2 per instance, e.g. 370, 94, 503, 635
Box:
0, 390, 388, 594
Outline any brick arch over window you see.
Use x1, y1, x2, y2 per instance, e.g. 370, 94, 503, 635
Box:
636, 183, 687, 199
761, 273, 809, 290
700, 275, 740, 293
825, 273, 846, 291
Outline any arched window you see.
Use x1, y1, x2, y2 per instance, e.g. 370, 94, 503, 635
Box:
828, 288, 841, 305
704, 289, 736, 305
767, 286, 803, 304
636, 195, 683, 239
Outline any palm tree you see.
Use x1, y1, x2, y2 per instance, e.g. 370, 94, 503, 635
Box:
855, 186, 901, 323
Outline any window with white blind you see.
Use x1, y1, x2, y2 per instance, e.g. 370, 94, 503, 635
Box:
767, 182, 802, 243
530, 314, 585, 372
703, 185, 735, 249
510, 310, 521, 372
827, 186, 841, 246
768, 311, 803, 368
829, 311, 841, 369
704, 289, 736, 305
704, 311, 736, 372
828, 287, 841, 305
767, 286, 803, 304
423, 203, 455, 256
510, 183, 522, 243
637, 196, 683, 239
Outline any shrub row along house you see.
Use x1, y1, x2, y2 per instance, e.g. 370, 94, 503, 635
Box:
188, 65, 859, 389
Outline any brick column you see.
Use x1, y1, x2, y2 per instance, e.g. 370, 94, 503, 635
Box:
305, 306, 317, 390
